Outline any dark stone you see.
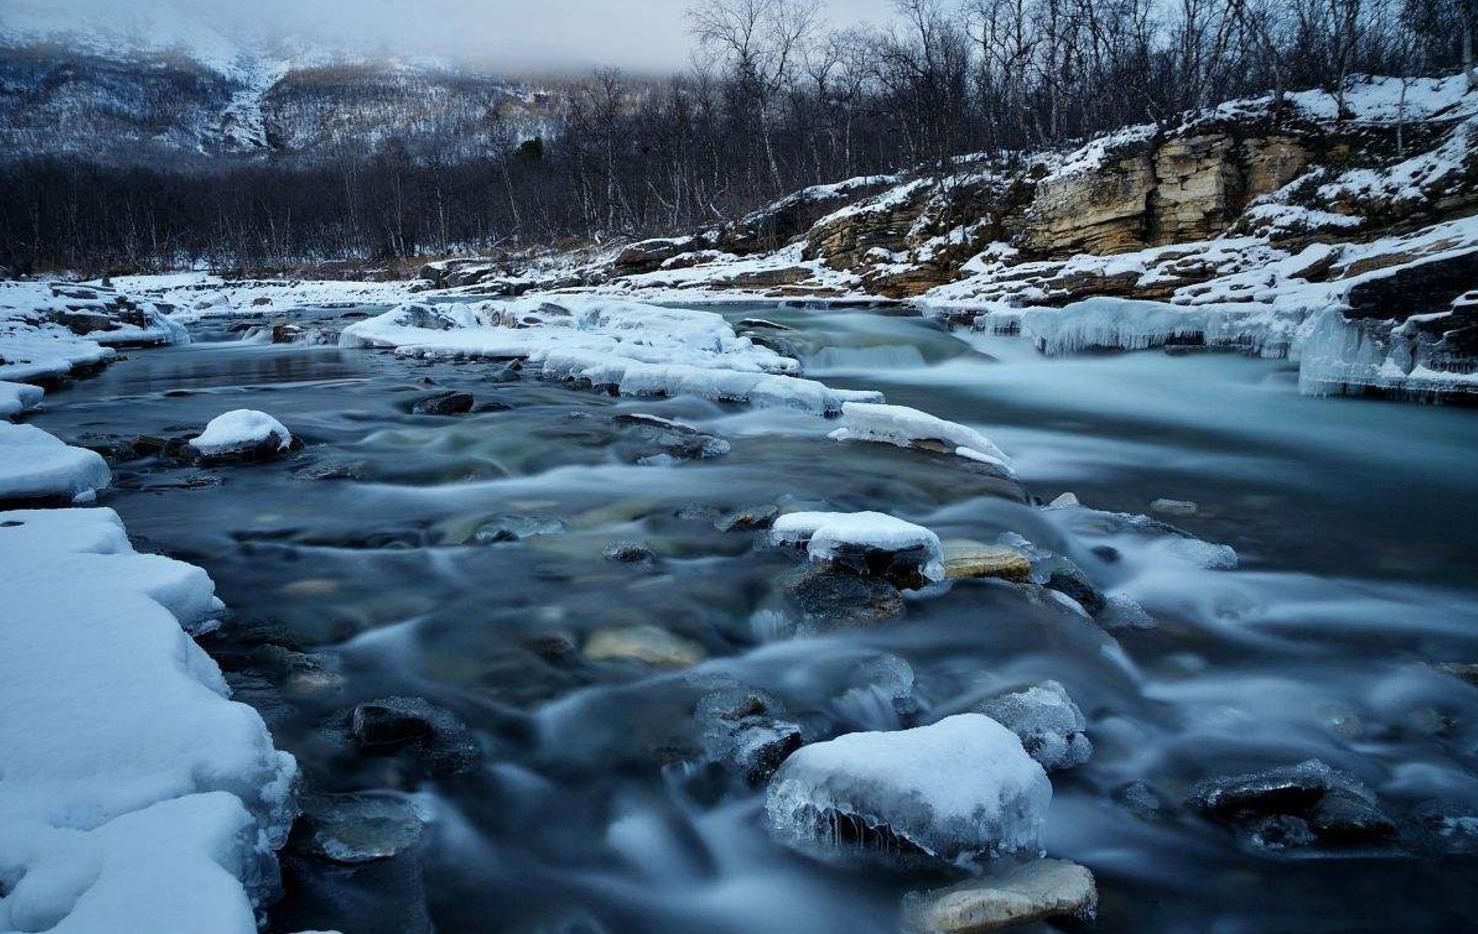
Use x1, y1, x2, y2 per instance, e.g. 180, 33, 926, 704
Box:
714, 504, 779, 532
820, 542, 936, 591
615, 413, 730, 462
781, 565, 904, 627
410, 391, 475, 415
1247, 814, 1318, 850
348, 696, 480, 775
1309, 791, 1397, 842
1346, 248, 1478, 320
297, 460, 367, 481
1045, 561, 1107, 615
603, 540, 654, 563
696, 687, 805, 784
1188, 759, 1344, 818
520, 631, 579, 665
291, 793, 425, 864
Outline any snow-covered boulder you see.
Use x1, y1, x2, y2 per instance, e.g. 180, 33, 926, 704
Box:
771, 510, 945, 589
0, 423, 111, 504
0, 508, 297, 933
764, 714, 1051, 866
188, 410, 296, 463
0, 280, 188, 383
976, 681, 1093, 772
828, 402, 1014, 476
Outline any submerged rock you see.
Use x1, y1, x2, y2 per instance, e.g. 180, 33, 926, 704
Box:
410, 390, 475, 415
697, 687, 804, 784
903, 858, 1098, 933
615, 413, 731, 463
292, 793, 426, 864
976, 681, 1092, 772
603, 540, 655, 563
1150, 498, 1199, 516
348, 695, 481, 775
474, 515, 567, 544
584, 624, 705, 668
764, 714, 1051, 866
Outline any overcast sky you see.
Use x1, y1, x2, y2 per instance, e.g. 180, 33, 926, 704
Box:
4, 0, 905, 73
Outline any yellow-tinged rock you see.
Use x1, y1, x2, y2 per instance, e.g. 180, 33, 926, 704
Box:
941, 540, 1031, 583
905, 858, 1097, 933
584, 625, 706, 668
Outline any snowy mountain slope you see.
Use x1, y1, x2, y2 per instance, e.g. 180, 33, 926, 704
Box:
0, 2, 562, 165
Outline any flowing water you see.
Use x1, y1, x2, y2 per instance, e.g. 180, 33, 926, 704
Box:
26, 300, 1478, 933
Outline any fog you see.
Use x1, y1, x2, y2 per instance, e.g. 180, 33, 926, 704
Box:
5, 0, 903, 73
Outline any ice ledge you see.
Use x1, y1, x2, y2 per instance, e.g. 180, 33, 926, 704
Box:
0, 507, 299, 934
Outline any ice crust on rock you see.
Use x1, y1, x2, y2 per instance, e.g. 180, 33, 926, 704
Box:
190, 409, 294, 456
1021, 298, 1210, 356
828, 402, 1014, 476
0, 507, 298, 934
0, 423, 111, 503
771, 510, 946, 583
977, 681, 1093, 772
340, 296, 882, 415
764, 714, 1051, 865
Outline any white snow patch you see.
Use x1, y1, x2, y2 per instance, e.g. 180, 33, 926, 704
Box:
0, 380, 44, 418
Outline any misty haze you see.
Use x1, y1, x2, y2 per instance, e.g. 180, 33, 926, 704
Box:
2, 2, 1478, 934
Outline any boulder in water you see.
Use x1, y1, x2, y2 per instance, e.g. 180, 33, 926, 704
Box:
976, 681, 1092, 772
292, 793, 426, 864
1189, 759, 1396, 849
348, 695, 481, 775
411, 390, 475, 415
903, 858, 1097, 932
764, 714, 1051, 866
584, 624, 705, 668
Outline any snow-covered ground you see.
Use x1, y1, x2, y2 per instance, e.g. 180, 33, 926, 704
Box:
0, 280, 187, 382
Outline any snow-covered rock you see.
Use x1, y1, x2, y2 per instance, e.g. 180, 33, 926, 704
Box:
0, 423, 111, 503
829, 401, 1014, 476
189, 410, 295, 460
976, 681, 1093, 772
765, 714, 1051, 866
771, 511, 946, 586
0, 507, 298, 933
340, 296, 882, 415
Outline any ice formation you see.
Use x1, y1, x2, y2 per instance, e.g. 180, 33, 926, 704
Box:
190, 409, 295, 456
771, 511, 946, 583
828, 401, 1014, 475
0, 380, 43, 418
976, 681, 1093, 772
0, 423, 111, 503
341, 297, 882, 415
764, 714, 1051, 865
0, 508, 298, 934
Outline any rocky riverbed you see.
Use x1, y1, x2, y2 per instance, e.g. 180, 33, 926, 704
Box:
5, 289, 1478, 933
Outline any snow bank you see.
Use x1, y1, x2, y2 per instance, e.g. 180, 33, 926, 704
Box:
342, 296, 881, 414
772, 510, 945, 583
0, 380, 43, 418
0, 508, 298, 933
190, 410, 294, 456
0, 423, 111, 503
829, 401, 1014, 476
765, 714, 1051, 864
0, 280, 187, 382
